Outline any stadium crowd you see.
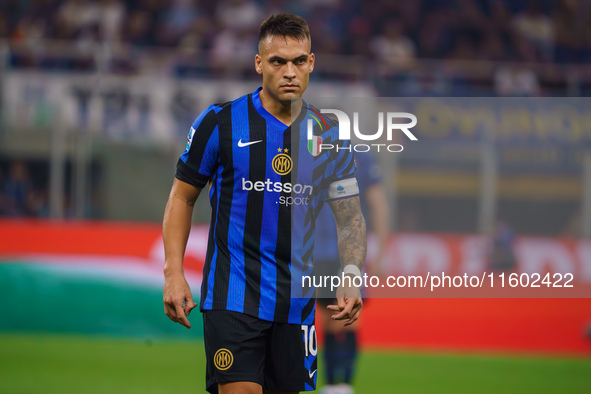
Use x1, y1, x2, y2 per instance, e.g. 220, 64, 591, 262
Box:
2, 0, 590, 71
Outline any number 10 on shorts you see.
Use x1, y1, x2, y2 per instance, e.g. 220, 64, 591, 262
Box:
301, 325, 317, 357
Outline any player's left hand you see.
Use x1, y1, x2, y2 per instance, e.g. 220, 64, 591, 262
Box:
327, 282, 363, 326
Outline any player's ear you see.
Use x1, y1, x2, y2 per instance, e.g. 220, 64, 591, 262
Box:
308, 53, 315, 73
255, 54, 263, 74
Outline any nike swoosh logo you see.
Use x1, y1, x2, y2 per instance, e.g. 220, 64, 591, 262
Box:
237, 139, 262, 147
309, 370, 317, 378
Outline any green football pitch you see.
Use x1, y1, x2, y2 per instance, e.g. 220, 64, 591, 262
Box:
0, 334, 589, 393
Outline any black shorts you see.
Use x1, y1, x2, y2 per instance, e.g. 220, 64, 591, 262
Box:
203, 310, 317, 393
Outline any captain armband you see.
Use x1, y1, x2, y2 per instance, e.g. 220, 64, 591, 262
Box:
327, 177, 359, 200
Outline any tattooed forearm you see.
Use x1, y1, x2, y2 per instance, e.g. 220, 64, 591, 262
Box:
328, 196, 367, 272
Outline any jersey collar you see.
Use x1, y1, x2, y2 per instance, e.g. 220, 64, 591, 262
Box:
252, 87, 308, 130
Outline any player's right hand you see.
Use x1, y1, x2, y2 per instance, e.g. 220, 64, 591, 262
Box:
327, 280, 363, 326
163, 273, 197, 329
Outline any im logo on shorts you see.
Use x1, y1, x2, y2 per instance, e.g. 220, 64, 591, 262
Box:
214, 348, 233, 370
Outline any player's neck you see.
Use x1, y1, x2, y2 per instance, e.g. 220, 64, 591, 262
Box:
259, 89, 302, 127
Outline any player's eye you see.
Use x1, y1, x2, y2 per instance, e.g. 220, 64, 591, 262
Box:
271, 60, 283, 65
296, 58, 306, 64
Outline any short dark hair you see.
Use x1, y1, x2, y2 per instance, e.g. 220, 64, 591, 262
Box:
259, 13, 311, 43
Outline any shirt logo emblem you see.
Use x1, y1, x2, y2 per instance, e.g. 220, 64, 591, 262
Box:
237, 139, 262, 147
214, 348, 233, 370
272, 153, 292, 175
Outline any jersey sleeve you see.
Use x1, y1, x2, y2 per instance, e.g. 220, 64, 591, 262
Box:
325, 137, 359, 201
175, 105, 220, 188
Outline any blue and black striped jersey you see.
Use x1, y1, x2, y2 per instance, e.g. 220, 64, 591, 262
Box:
176, 87, 357, 325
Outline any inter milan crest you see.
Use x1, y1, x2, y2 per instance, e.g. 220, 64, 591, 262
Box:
272, 148, 292, 175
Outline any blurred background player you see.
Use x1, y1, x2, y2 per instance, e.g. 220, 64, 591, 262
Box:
0, 160, 37, 217
488, 217, 517, 272
315, 150, 389, 394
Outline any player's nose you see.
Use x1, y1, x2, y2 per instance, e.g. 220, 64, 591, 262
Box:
284, 62, 296, 79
